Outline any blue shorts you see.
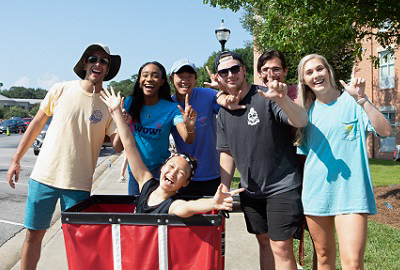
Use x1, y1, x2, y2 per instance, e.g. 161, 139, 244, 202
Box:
24, 179, 90, 230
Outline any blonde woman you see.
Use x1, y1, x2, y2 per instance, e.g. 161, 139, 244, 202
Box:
296, 54, 391, 269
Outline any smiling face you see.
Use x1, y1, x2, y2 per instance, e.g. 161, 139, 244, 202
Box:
172, 71, 196, 99
302, 58, 332, 94
216, 58, 246, 95
159, 156, 191, 192
139, 64, 165, 98
258, 57, 287, 84
83, 50, 110, 83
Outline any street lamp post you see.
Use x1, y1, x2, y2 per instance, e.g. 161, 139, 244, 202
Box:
215, 20, 230, 52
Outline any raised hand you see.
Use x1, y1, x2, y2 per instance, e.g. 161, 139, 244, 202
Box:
178, 94, 197, 132
219, 90, 246, 110
204, 66, 220, 89
213, 184, 245, 211
339, 66, 366, 100
100, 86, 121, 112
259, 69, 287, 101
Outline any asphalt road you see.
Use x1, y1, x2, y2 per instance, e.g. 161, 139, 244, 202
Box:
0, 133, 116, 248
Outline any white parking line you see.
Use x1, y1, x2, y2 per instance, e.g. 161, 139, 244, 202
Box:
0, 219, 24, 226
0, 163, 35, 168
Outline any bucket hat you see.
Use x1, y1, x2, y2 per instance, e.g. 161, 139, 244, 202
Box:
74, 43, 121, 81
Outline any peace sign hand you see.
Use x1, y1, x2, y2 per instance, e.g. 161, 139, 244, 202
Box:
204, 66, 220, 89
178, 94, 197, 133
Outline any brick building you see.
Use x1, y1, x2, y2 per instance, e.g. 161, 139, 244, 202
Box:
356, 34, 399, 160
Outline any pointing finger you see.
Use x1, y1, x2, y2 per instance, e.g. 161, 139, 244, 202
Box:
339, 80, 347, 89
351, 65, 356, 80
185, 94, 190, 107
229, 188, 245, 196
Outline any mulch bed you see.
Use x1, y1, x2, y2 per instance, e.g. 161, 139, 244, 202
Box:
370, 185, 400, 229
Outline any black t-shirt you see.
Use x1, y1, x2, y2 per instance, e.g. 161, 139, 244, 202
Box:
135, 178, 181, 214
217, 85, 301, 198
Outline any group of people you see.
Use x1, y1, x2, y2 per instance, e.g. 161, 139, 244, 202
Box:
6, 43, 391, 270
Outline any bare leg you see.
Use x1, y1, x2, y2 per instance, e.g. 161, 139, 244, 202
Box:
306, 216, 336, 270
335, 214, 368, 270
21, 229, 46, 270
256, 233, 275, 270
269, 238, 297, 270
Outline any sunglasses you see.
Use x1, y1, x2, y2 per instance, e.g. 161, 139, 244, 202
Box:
87, 55, 110, 66
217, 64, 242, 77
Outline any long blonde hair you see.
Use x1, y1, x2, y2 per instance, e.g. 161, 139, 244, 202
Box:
294, 54, 339, 145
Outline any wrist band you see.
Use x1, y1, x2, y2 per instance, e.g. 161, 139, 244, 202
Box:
184, 125, 196, 134
357, 96, 369, 105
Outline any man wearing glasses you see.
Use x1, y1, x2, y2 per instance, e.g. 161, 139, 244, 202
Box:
215, 51, 307, 270
257, 49, 298, 100
7, 43, 123, 270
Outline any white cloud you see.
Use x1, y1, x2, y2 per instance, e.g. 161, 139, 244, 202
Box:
13, 76, 31, 87
37, 73, 60, 89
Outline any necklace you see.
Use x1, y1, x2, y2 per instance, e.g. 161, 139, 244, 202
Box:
88, 80, 103, 124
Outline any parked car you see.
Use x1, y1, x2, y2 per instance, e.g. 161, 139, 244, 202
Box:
33, 118, 52, 155
0, 119, 26, 134
23, 117, 33, 126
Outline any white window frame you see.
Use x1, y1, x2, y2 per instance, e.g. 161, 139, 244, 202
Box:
379, 51, 395, 89
379, 110, 396, 152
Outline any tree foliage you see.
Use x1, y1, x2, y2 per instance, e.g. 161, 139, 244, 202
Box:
108, 75, 136, 99
0, 86, 47, 99
195, 42, 255, 86
204, 0, 400, 82
4, 106, 30, 119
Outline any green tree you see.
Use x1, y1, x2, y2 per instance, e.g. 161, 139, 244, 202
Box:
204, 0, 400, 82
196, 42, 255, 87
29, 103, 40, 117
108, 75, 136, 99
4, 106, 30, 119
0, 107, 6, 119
1, 86, 47, 99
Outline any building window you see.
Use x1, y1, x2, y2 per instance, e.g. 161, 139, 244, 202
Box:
379, 51, 395, 89
379, 111, 396, 152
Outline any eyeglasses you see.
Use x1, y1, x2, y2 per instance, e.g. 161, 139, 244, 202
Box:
87, 55, 110, 66
260, 67, 283, 75
217, 64, 242, 78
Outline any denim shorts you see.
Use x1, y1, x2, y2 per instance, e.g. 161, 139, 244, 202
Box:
24, 179, 90, 230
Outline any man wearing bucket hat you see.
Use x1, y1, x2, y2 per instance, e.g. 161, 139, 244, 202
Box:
7, 43, 123, 270
169, 59, 244, 196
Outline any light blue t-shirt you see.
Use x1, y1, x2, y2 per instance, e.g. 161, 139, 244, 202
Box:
297, 91, 377, 216
124, 97, 183, 170
171, 88, 221, 181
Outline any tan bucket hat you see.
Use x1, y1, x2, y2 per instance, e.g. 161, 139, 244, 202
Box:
73, 43, 121, 81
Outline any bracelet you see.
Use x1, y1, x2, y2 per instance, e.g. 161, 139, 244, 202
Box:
184, 125, 196, 134
356, 95, 369, 105
216, 91, 224, 100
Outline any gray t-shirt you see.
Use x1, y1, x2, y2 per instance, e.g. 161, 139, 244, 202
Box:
217, 85, 301, 198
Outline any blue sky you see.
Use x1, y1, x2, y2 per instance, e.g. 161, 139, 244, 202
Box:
0, 1, 252, 90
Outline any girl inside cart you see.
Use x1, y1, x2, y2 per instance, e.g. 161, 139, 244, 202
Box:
295, 54, 392, 269
100, 87, 244, 217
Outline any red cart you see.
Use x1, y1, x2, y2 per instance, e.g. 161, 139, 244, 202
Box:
61, 195, 226, 270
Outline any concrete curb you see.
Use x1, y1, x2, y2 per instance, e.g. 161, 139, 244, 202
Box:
0, 152, 121, 270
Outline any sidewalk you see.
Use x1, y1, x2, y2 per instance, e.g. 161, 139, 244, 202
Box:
2, 153, 262, 270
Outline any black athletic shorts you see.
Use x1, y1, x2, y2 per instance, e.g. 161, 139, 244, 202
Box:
178, 177, 221, 197
239, 187, 304, 241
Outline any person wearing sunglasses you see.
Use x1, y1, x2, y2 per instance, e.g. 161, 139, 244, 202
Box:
6, 43, 123, 270
214, 51, 308, 270
169, 59, 245, 197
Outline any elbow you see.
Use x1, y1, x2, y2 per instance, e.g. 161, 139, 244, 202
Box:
381, 126, 392, 138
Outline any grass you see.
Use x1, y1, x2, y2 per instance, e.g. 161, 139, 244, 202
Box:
230, 158, 400, 268
231, 158, 400, 188
369, 158, 400, 186
293, 221, 400, 270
